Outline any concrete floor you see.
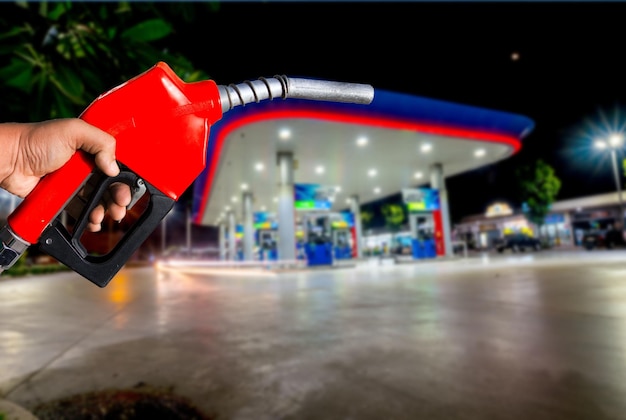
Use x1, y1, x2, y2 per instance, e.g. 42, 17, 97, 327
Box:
2, 249, 626, 419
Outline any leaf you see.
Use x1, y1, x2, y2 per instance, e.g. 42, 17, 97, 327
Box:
120, 19, 172, 43
46, 2, 69, 21
0, 58, 35, 92
0, 26, 30, 41
52, 86, 76, 118
50, 65, 85, 105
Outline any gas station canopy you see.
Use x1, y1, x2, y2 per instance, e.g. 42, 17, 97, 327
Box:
192, 88, 534, 225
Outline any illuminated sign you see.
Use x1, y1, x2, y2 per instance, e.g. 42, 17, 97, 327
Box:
294, 183, 334, 210
253, 212, 278, 229
485, 202, 513, 217
330, 212, 354, 229
402, 188, 440, 212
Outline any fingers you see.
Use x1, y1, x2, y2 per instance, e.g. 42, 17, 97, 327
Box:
106, 183, 132, 222
87, 183, 133, 232
88, 204, 105, 232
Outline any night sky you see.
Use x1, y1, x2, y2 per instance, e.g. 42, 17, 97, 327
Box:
171, 1, 626, 223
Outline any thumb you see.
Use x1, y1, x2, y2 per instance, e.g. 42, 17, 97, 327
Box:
74, 120, 120, 177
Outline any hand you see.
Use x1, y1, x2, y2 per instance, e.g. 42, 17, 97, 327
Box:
0, 118, 131, 232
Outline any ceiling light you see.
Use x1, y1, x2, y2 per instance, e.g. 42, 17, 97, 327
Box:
420, 143, 432, 153
241, 183, 248, 190
368, 169, 377, 177
260, 206, 266, 211
474, 149, 486, 158
414, 171, 423, 179
225, 205, 230, 211
374, 187, 381, 194
231, 196, 238, 203
254, 162, 264, 171
356, 136, 368, 147
335, 186, 341, 193
315, 165, 325, 174
279, 128, 291, 140
346, 198, 352, 204
273, 197, 278, 203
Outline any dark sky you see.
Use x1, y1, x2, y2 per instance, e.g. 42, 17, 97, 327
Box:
170, 1, 626, 222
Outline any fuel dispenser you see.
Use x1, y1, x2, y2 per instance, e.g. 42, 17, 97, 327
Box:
254, 212, 278, 261
410, 214, 437, 259
403, 188, 444, 260
329, 212, 354, 260
302, 212, 333, 266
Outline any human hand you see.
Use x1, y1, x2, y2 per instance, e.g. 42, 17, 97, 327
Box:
0, 118, 131, 232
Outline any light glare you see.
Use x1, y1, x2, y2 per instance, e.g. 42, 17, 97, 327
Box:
609, 134, 624, 147
279, 128, 291, 140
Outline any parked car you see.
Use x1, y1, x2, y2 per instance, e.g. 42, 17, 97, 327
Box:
582, 228, 626, 250
495, 233, 542, 253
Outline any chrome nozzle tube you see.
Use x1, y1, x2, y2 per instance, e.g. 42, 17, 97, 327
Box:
219, 75, 374, 113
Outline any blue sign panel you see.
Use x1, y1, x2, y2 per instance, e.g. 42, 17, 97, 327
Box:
294, 183, 333, 211
331, 212, 354, 229
402, 188, 440, 212
254, 212, 278, 229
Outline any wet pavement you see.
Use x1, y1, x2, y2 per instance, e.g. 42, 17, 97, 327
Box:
2, 249, 626, 419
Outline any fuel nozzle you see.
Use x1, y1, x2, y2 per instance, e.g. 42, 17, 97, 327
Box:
0, 226, 29, 274
218, 75, 374, 113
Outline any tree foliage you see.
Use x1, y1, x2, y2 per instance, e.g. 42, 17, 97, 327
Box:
0, 1, 212, 121
516, 159, 561, 231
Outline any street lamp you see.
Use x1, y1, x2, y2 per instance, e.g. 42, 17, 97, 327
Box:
594, 133, 625, 231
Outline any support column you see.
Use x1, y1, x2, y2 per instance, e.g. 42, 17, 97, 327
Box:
242, 191, 254, 261
430, 163, 454, 257
161, 215, 167, 256
277, 152, 296, 261
219, 222, 226, 261
186, 204, 192, 257
350, 194, 364, 258
409, 212, 417, 238
228, 210, 237, 261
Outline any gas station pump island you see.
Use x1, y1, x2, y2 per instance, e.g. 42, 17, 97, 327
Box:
296, 183, 356, 266
225, 186, 445, 264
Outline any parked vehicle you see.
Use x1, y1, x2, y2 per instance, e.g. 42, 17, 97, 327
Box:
582, 228, 626, 250
495, 233, 542, 253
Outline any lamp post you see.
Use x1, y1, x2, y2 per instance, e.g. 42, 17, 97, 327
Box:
594, 133, 625, 231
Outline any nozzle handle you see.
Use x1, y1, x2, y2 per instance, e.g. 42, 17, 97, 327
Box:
218, 75, 374, 113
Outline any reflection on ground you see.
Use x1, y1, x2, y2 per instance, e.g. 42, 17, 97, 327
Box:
1, 249, 626, 419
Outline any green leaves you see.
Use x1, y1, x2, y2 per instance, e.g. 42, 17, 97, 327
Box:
516, 159, 562, 229
121, 19, 172, 43
0, 58, 33, 91
0, 2, 206, 121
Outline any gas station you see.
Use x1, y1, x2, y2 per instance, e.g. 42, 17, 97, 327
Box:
193, 88, 534, 266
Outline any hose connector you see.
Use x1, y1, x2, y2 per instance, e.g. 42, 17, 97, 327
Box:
0, 226, 29, 274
